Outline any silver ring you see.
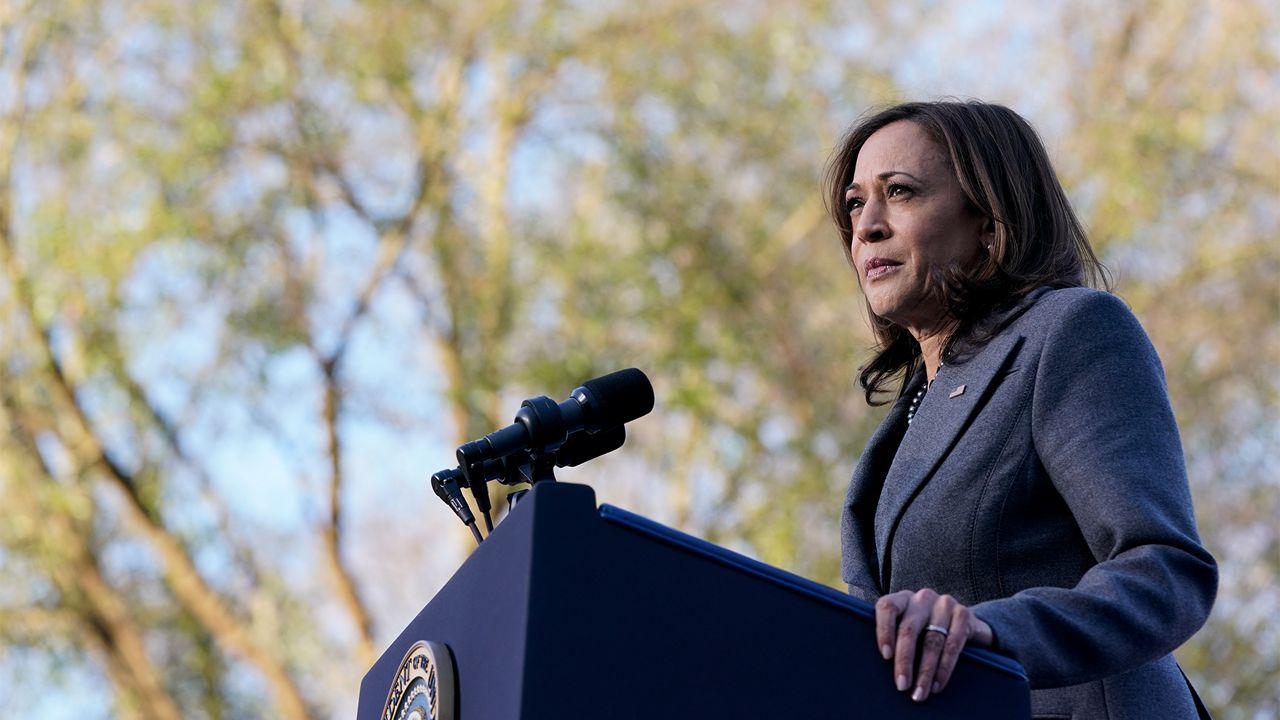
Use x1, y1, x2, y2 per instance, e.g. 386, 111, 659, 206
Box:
925, 624, 950, 638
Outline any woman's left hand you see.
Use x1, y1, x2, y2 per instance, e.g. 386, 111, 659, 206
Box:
874, 588, 995, 702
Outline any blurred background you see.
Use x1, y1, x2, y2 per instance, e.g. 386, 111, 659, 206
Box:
1, 0, 1276, 717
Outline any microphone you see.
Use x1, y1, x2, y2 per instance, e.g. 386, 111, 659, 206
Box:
497, 425, 628, 486
429, 425, 629, 541
552, 424, 626, 468
437, 426, 624, 490
456, 368, 653, 477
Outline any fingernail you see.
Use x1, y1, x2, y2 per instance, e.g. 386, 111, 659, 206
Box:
881, 644, 892, 660
912, 687, 925, 702
933, 681, 941, 693
896, 674, 909, 691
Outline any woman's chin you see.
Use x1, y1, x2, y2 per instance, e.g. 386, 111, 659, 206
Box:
865, 295, 905, 324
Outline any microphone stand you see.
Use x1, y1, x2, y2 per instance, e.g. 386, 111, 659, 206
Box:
501, 448, 559, 511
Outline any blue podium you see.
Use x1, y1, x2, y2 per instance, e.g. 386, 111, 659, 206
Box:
357, 482, 1030, 718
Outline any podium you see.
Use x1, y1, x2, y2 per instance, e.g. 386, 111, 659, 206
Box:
357, 482, 1030, 718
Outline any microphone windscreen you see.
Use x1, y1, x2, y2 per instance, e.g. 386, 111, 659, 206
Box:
555, 426, 626, 467
580, 368, 654, 427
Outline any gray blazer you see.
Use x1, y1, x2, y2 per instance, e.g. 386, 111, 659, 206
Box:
841, 287, 1217, 719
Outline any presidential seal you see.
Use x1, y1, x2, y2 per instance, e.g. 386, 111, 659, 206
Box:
380, 640, 456, 720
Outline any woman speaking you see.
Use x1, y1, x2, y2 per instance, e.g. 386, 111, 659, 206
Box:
825, 101, 1217, 719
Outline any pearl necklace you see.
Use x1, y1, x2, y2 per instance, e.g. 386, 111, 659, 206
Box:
906, 364, 942, 426
906, 385, 926, 426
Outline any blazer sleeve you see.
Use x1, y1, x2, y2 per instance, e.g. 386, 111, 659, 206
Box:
971, 291, 1218, 688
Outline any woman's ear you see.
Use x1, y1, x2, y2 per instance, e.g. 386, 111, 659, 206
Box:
982, 219, 997, 252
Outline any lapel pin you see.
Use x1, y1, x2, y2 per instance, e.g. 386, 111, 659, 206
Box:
949, 384, 966, 399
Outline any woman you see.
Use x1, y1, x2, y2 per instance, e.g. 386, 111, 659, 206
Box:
825, 101, 1217, 719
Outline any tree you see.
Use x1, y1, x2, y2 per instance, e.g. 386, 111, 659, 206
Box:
0, 0, 891, 714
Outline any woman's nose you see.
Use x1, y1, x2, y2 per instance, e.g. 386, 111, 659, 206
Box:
854, 198, 889, 244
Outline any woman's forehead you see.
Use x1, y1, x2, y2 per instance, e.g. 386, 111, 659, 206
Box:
852, 121, 948, 183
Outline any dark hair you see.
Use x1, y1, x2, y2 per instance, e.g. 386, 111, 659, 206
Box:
823, 100, 1108, 405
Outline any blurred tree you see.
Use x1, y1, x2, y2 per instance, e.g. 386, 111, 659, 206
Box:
0, 0, 891, 715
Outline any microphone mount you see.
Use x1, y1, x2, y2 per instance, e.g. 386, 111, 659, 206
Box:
436, 368, 652, 540
455, 368, 652, 490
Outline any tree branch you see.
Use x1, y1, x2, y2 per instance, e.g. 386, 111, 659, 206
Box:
0, 240, 314, 719
0, 389, 182, 720
74, 555, 184, 720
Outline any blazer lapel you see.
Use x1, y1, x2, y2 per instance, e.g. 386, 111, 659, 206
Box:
843, 388, 913, 595
874, 332, 1024, 588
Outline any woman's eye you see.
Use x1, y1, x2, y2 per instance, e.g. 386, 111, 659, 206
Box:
845, 196, 864, 213
887, 184, 912, 198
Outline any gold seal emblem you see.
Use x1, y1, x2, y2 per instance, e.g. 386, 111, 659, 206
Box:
381, 641, 456, 720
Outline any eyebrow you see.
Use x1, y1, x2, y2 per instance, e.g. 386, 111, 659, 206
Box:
845, 170, 923, 193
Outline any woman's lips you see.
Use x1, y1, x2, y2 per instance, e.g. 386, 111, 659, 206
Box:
864, 259, 901, 280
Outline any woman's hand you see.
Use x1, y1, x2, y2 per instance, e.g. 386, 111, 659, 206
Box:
875, 589, 994, 702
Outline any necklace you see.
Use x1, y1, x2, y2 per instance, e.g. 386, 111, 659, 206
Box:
906, 363, 942, 426
906, 386, 926, 425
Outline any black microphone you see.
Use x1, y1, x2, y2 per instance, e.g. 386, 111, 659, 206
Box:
431, 427, 628, 539
456, 368, 653, 478
553, 424, 626, 468
503, 424, 629, 484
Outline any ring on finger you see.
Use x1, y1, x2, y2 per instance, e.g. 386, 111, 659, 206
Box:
925, 624, 950, 638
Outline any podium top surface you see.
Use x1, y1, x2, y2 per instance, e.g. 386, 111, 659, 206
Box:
598, 501, 1027, 682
